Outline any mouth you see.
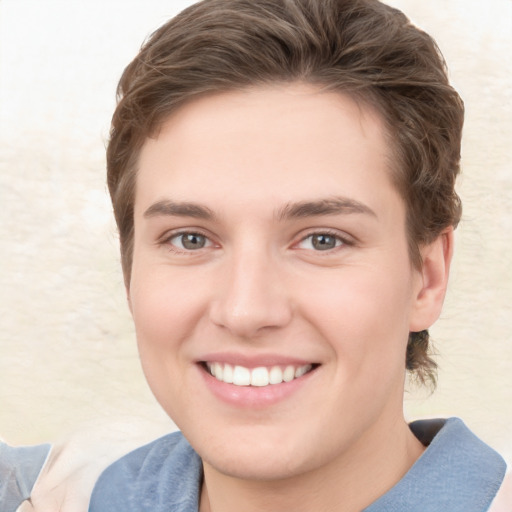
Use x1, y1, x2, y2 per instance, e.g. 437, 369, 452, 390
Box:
201, 361, 319, 387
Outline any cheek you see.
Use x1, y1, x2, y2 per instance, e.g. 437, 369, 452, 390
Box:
300, 264, 414, 372
128, 266, 208, 416
130, 264, 208, 343
128, 265, 212, 406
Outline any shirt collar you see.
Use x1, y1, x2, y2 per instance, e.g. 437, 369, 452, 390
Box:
363, 417, 506, 512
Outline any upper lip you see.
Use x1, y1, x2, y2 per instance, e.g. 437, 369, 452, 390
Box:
197, 352, 319, 368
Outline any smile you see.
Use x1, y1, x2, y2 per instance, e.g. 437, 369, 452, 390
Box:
205, 362, 315, 387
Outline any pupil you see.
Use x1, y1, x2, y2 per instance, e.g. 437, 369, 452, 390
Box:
312, 234, 336, 250
182, 233, 205, 249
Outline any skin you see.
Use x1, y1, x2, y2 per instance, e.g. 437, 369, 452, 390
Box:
129, 84, 452, 512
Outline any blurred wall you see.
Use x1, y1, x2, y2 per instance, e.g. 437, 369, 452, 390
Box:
1, 0, 511, 461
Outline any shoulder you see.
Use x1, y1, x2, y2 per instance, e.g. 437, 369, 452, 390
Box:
88, 431, 202, 512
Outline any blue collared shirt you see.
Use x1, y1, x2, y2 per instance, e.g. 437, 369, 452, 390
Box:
89, 418, 507, 511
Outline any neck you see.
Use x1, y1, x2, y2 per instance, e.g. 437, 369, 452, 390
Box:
200, 416, 425, 512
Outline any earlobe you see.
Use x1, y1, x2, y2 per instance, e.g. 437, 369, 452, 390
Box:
409, 228, 454, 332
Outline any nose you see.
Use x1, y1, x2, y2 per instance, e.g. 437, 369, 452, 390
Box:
209, 248, 293, 338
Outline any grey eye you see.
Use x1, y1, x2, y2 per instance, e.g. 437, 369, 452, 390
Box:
310, 234, 338, 250
296, 233, 343, 251
296, 232, 346, 252
173, 233, 209, 250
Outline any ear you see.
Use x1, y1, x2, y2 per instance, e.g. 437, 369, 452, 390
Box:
409, 228, 454, 332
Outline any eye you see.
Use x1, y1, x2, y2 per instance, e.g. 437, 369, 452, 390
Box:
168, 232, 212, 251
297, 233, 344, 251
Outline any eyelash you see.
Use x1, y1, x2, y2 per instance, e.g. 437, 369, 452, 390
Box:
160, 229, 352, 254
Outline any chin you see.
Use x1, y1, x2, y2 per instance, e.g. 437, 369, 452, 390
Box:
202, 448, 308, 481
191, 422, 328, 482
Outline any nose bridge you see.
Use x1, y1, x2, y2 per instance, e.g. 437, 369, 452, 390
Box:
210, 243, 291, 337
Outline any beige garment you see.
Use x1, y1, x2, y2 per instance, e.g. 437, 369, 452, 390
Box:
16, 420, 167, 512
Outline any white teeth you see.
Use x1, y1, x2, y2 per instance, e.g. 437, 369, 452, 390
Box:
223, 363, 234, 384
283, 365, 295, 382
206, 362, 313, 387
251, 367, 269, 387
269, 366, 283, 384
232, 365, 251, 386
213, 362, 223, 380
295, 364, 312, 378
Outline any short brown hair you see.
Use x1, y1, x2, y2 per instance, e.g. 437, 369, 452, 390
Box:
107, 0, 463, 385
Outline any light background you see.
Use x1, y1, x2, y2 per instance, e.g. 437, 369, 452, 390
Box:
1, 0, 511, 461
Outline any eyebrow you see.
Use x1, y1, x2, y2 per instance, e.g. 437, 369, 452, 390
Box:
143, 196, 376, 222
143, 200, 215, 220
276, 197, 377, 220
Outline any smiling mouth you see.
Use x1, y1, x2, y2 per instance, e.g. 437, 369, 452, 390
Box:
202, 362, 318, 387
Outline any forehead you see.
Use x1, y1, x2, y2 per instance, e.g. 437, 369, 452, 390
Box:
135, 84, 397, 216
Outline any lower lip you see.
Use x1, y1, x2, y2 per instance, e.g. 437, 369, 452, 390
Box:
198, 364, 316, 408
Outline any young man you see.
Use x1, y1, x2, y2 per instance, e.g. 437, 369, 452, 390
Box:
88, 0, 508, 510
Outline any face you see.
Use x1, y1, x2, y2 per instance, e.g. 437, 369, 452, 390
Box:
130, 84, 428, 481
